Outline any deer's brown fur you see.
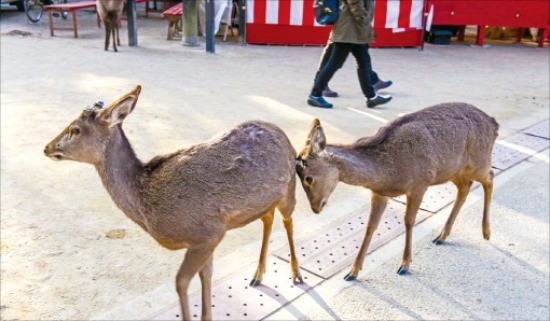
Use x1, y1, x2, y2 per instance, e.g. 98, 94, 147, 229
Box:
44, 85, 303, 320
296, 102, 499, 280
97, 0, 123, 51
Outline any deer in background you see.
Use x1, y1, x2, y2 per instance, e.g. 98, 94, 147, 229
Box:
97, 0, 123, 51
44, 85, 303, 321
296, 103, 499, 280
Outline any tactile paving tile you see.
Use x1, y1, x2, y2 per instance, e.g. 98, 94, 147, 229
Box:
274, 201, 431, 279
150, 257, 322, 321
393, 182, 458, 213
522, 119, 550, 139
492, 133, 550, 170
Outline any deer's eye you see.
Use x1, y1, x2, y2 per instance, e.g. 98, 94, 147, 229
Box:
69, 126, 80, 139
305, 176, 313, 185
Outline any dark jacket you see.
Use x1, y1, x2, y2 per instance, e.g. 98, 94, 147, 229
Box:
330, 0, 374, 44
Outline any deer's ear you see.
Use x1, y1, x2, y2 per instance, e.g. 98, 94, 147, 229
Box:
99, 86, 141, 127
306, 119, 326, 154
306, 118, 321, 141
99, 95, 137, 127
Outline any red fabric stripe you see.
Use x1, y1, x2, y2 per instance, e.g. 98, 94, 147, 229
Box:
278, 0, 291, 26
302, 0, 315, 26
398, 0, 412, 28
254, 0, 267, 25
373, 0, 388, 29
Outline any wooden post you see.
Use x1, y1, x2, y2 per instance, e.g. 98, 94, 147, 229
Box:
182, 0, 199, 46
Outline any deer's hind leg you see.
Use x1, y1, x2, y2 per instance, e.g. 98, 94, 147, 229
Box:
481, 169, 495, 240
250, 208, 275, 287
433, 176, 474, 245
398, 188, 426, 275
103, 20, 111, 51
111, 17, 118, 52
277, 175, 303, 284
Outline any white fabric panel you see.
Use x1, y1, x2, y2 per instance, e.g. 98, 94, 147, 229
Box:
385, 0, 400, 28
265, 0, 279, 24
290, 0, 304, 26
410, 0, 424, 28
246, 0, 254, 23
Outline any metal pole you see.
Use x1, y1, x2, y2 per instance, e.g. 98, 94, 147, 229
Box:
127, 0, 138, 46
420, 0, 428, 51
205, 0, 215, 53
238, 0, 246, 44
182, 0, 200, 47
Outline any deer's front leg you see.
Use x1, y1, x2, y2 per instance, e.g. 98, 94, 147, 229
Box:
198, 257, 213, 321
344, 193, 388, 281
250, 209, 275, 287
283, 216, 303, 284
176, 243, 218, 321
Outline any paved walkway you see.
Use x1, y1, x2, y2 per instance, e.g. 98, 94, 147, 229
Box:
1, 6, 548, 320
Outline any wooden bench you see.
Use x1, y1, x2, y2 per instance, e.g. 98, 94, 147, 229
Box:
44, 0, 99, 38
162, 2, 182, 40
44, 0, 150, 38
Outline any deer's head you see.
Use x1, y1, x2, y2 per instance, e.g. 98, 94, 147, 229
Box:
44, 85, 141, 165
296, 118, 339, 214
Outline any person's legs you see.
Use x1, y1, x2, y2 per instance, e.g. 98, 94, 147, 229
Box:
351, 44, 392, 108
315, 41, 339, 97
308, 43, 351, 108
370, 70, 380, 84
315, 41, 333, 81
311, 43, 351, 97
351, 44, 376, 98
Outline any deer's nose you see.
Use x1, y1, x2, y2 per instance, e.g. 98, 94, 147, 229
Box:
44, 145, 52, 155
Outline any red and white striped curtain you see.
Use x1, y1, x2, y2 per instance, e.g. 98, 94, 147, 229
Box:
246, 0, 424, 30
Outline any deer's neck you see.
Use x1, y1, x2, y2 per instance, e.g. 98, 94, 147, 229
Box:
96, 126, 147, 229
327, 145, 378, 188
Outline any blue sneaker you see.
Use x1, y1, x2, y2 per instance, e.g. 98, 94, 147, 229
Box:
322, 86, 339, 97
367, 94, 392, 108
307, 94, 333, 108
373, 80, 393, 92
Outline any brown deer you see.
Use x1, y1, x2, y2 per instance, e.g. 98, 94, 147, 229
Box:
295, 103, 499, 280
43, 85, 303, 321
97, 0, 123, 51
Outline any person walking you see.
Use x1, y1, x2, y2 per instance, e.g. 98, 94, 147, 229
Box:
315, 41, 393, 98
308, 0, 392, 108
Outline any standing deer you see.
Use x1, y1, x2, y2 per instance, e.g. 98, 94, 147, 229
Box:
43, 85, 303, 321
295, 103, 499, 280
97, 0, 123, 51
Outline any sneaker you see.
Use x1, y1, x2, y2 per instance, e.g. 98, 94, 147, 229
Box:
367, 95, 392, 108
322, 86, 339, 97
373, 80, 393, 92
308, 94, 333, 108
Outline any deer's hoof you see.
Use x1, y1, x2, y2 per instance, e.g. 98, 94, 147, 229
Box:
432, 236, 445, 245
397, 266, 410, 275
293, 276, 304, 285
483, 232, 491, 240
249, 279, 261, 287
343, 273, 357, 281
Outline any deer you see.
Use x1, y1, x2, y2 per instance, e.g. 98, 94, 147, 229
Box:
97, 0, 124, 52
295, 102, 499, 281
43, 85, 304, 321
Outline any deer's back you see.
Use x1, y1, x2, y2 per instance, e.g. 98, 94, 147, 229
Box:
355, 102, 498, 186
140, 121, 296, 244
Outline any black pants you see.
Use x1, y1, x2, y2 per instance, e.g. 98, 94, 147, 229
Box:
315, 42, 380, 86
312, 42, 376, 98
